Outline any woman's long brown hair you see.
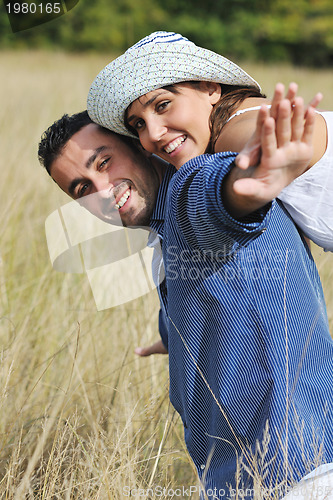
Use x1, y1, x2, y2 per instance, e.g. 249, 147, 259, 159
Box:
206, 84, 266, 153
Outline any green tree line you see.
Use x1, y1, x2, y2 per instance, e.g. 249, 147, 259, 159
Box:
1, 0, 333, 66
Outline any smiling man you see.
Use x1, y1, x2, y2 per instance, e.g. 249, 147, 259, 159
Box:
38, 110, 173, 353
38, 105, 333, 498
40, 111, 169, 228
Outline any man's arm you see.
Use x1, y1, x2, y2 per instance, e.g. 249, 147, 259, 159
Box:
223, 87, 319, 219
135, 339, 168, 356
135, 308, 168, 357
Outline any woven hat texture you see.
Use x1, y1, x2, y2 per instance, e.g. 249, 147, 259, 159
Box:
87, 31, 260, 138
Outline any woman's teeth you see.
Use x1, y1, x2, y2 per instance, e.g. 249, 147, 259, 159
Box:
115, 189, 130, 209
164, 136, 186, 154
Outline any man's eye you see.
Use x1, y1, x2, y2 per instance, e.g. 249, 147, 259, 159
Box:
78, 183, 89, 198
98, 158, 110, 171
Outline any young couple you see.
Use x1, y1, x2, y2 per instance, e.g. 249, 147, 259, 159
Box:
39, 32, 333, 498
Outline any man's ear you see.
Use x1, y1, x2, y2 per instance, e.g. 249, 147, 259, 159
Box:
200, 81, 221, 105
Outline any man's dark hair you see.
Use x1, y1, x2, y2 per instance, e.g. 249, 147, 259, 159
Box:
38, 111, 93, 175
38, 111, 140, 175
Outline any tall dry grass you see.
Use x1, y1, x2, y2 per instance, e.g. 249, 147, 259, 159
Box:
0, 50, 332, 498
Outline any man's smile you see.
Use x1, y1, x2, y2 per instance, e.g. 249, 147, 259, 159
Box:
115, 188, 131, 209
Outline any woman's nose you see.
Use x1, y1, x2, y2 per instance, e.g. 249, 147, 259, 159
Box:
146, 117, 167, 143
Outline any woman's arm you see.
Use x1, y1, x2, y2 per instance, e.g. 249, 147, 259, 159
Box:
215, 83, 326, 171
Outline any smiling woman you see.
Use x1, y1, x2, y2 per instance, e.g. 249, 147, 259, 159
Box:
87, 30, 333, 252
125, 82, 221, 169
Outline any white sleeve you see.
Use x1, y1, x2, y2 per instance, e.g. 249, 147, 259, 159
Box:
278, 111, 333, 252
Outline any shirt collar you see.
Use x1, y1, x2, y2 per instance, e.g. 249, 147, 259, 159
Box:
149, 164, 176, 236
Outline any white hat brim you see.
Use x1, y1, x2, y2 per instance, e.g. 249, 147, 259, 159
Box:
87, 41, 260, 138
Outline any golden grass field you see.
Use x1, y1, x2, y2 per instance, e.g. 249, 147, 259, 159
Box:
0, 50, 332, 498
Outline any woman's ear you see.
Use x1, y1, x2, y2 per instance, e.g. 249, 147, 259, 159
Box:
200, 81, 221, 105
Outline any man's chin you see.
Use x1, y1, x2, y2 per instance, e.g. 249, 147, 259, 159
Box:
121, 209, 152, 229
92, 213, 122, 226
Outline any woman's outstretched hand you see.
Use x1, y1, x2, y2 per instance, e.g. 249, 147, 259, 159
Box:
225, 83, 322, 219
235, 82, 322, 174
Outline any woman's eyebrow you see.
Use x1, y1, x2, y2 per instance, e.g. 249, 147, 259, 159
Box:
127, 90, 169, 123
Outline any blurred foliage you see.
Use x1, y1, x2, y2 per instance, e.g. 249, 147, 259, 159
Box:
1, 0, 333, 65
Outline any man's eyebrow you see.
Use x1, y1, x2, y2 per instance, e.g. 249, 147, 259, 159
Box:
86, 146, 107, 169
68, 146, 108, 196
68, 178, 83, 197
127, 90, 169, 123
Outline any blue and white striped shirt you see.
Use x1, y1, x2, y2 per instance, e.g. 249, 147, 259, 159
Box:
162, 152, 333, 497
149, 165, 175, 348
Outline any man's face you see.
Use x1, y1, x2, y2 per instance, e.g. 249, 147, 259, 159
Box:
51, 124, 161, 227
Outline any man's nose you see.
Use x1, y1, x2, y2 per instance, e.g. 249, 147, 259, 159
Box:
94, 176, 113, 195
94, 183, 116, 218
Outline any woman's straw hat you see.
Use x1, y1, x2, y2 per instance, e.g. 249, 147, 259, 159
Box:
87, 31, 260, 138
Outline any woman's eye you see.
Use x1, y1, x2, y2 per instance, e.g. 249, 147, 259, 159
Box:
134, 119, 145, 131
156, 101, 170, 112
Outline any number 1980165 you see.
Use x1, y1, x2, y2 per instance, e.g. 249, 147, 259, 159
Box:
6, 3, 61, 14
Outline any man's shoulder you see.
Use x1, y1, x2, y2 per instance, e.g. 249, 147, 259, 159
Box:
167, 152, 238, 200
178, 152, 238, 173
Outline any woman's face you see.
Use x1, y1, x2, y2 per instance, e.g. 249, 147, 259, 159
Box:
126, 82, 221, 169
